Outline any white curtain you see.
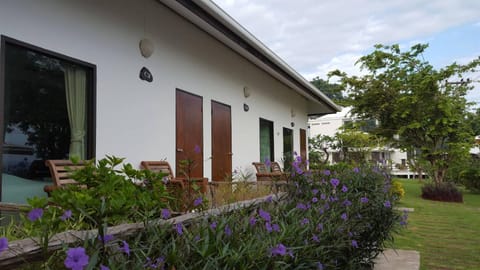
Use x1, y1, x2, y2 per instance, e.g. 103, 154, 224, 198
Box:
64, 66, 86, 159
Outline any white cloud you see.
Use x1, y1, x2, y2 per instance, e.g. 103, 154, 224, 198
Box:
213, 0, 480, 76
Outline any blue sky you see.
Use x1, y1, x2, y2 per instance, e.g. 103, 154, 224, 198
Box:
213, 0, 480, 108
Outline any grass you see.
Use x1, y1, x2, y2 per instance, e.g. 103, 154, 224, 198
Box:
393, 179, 480, 270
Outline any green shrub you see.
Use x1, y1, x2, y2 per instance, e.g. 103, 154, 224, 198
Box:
421, 182, 463, 202
459, 164, 480, 193
2, 156, 403, 269
49, 156, 173, 229
390, 180, 405, 200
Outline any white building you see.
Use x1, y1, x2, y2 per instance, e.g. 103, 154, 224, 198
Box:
308, 107, 408, 169
0, 0, 340, 203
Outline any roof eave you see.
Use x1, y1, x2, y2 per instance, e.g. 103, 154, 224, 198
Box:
157, 0, 341, 114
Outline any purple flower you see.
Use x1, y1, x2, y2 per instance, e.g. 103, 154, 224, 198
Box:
323, 170, 331, 176
100, 265, 109, 270
317, 223, 324, 232
98, 234, 114, 244
341, 213, 348, 221
64, 247, 89, 270
272, 223, 280, 232
162, 176, 170, 185
312, 197, 318, 203
210, 221, 217, 230
161, 209, 171, 220
384, 200, 392, 208
343, 199, 352, 207
0, 237, 8, 254
265, 222, 273, 233
351, 240, 359, 248
296, 203, 308, 210
193, 197, 203, 207
120, 240, 130, 256
320, 193, 326, 200
317, 262, 324, 270
258, 209, 271, 222
175, 223, 183, 235
224, 225, 232, 237
330, 178, 340, 187
341, 185, 348, 193
301, 218, 309, 226
145, 257, 165, 269
312, 189, 319, 195
27, 208, 43, 221
60, 210, 72, 221
360, 197, 369, 203
294, 166, 304, 175
194, 145, 201, 154
312, 235, 320, 243
270, 243, 293, 257
249, 216, 257, 226
266, 195, 273, 203
353, 167, 360, 173
264, 158, 271, 168
194, 235, 201, 242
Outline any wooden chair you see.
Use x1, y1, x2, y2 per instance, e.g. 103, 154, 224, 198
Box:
251, 162, 288, 193
140, 161, 185, 190
44, 159, 86, 196
252, 162, 287, 182
271, 162, 289, 182
252, 162, 273, 181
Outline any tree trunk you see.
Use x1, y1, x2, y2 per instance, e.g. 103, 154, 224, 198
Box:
322, 148, 330, 164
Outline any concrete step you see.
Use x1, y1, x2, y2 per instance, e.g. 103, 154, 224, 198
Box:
374, 249, 420, 270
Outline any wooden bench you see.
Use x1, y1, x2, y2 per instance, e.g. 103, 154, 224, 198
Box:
252, 162, 288, 182
44, 159, 86, 196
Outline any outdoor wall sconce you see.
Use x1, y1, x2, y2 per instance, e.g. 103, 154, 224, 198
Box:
139, 67, 153, 82
139, 38, 155, 58
291, 122, 295, 127
243, 103, 249, 112
243, 86, 251, 98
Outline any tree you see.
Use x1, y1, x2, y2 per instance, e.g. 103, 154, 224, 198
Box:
310, 77, 345, 105
308, 134, 334, 167
333, 124, 386, 165
466, 108, 480, 136
330, 44, 480, 184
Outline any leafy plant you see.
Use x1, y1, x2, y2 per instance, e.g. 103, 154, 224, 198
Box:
390, 180, 405, 200
421, 181, 463, 202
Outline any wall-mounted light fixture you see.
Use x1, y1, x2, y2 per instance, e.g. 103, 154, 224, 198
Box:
243, 86, 251, 98
243, 103, 249, 112
139, 38, 155, 58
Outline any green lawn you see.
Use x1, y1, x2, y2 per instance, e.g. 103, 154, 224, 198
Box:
394, 179, 480, 270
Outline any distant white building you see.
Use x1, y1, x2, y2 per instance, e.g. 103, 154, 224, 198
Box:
308, 107, 410, 173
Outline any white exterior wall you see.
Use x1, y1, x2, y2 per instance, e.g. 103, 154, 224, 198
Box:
0, 0, 308, 179
308, 107, 351, 138
390, 150, 408, 165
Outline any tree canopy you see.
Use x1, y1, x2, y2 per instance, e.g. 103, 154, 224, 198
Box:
329, 43, 480, 184
310, 77, 345, 105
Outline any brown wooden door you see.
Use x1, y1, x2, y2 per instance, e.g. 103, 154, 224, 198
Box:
211, 101, 232, 181
176, 89, 203, 178
300, 128, 307, 162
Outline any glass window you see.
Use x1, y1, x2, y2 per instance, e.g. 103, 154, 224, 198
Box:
259, 118, 274, 163
1, 40, 94, 203
283, 127, 293, 171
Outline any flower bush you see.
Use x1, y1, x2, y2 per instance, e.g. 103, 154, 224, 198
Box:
1, 156, 403, 269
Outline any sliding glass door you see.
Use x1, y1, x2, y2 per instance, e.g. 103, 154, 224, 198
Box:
1, 37, 95, 203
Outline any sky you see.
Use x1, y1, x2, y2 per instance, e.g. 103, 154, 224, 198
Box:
212, 0, 480, 108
